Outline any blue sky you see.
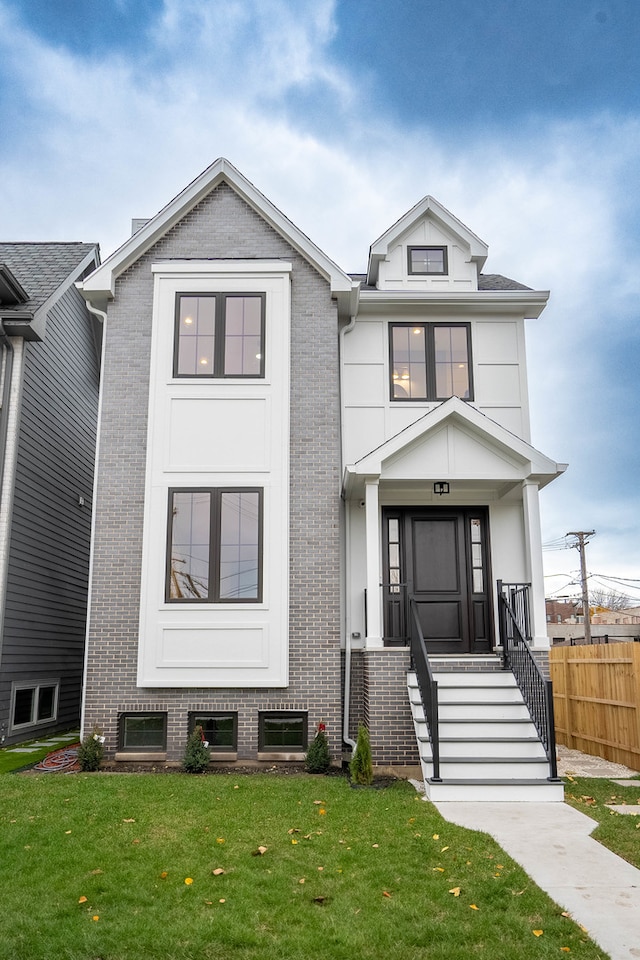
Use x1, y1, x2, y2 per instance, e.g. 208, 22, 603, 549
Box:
1, 0, 639, 604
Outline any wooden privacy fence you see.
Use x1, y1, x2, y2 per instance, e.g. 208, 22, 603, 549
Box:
550, 642, 640, 771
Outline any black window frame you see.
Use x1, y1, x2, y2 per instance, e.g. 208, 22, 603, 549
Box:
389, 321, 473, 402
10, 680, 59, 731
407, 245, 448, 276
119, 712, 167, 752
173, 292, 266, 379
258, 711, 308, 752
188, 711, 238, 752
166, 487, 264, 604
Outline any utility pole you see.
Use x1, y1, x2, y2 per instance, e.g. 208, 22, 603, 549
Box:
566, 531, 595, 643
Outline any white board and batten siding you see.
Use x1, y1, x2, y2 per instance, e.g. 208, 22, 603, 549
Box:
137, 261, 291, 687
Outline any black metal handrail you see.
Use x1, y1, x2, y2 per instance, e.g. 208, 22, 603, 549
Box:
497, 580, 559, 780
409, 598, 441, 781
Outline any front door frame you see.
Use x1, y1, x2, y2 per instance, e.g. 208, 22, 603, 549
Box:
382, 505, 494, 654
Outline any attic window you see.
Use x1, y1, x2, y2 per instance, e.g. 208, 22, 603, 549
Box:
408, 246, 447, 276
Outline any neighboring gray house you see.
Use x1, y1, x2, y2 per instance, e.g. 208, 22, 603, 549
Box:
0, 242, 101, 746
79, 160, 564, 800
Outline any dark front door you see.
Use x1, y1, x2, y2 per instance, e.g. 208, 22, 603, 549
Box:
383, 507, 492, 654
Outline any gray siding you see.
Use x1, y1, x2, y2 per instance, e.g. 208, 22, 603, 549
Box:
83, 183, 343, 761
0, 282, 99, 744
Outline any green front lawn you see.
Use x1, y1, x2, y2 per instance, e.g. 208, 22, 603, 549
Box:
0, 773, 605, 960
563, 774, 640, 868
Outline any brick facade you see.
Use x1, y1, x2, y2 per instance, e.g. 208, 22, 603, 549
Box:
83, 183, 342, 761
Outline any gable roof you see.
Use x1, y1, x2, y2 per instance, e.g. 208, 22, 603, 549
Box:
343, 396, 566, 496
0, 243, 98, 314
367, 195, 489, 285
81, 158, 359, 318
0, 242, 99, 340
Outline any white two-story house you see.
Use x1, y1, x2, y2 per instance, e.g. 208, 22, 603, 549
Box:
80, 159, 565, 799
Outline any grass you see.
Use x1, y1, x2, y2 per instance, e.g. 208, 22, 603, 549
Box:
563, 774, 640, 868
0, 731, 79, 774
0, 772, 606, 960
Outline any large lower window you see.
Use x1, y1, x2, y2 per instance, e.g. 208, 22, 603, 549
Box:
259, 712, 308, 751
175, 293, 265, 377
390, 322, 472, 401
167, 488, 263, 602
119, 713, 167, 752
11, 681, 58, 730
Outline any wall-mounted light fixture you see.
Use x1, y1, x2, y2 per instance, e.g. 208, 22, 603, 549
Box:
433, 481, 450, 496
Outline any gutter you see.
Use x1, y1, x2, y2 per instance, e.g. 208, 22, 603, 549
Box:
0, 320, 14, 496
339, 314, 358, 755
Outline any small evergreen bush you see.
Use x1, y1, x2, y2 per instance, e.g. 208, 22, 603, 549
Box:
183, 725, 211, 773
350, 724, 373, 785
77, 726, 105, 772
305, 724, 331, 773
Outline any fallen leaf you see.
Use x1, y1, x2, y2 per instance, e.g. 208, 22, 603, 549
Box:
432, 834, 440, 840
409, 817, 416, 823
204, 900, 213, 905
65, 830, 72, 835
319, 809, 326, 815
561, 949, 571, 953
90, 869, 103, 875
313, 800, 325, 805
123, 818, 135, 823
372, 844, 379, 848
185, 877, 193, 885
469, 904, 479, 910
219, 898, 226, 903
433, 867, 444, 872
216, 838, 225, 844
160, 871, 168, 879
288, 828, 300, 835
561, 912, 571, 918
212, 868, 225, 876
92, 916, 99, 922
299, 878, 306, 884
251, 845, 267, 856
78, 896, 88, 904
292, 839, 298, 845
441, 846, 449, 852
132, 839, 140, 845
496, 864, 504, 870
449, 887, 461, 897
382, 891, 392, 898
532, 930, 543, 937
317, 866, 324, 871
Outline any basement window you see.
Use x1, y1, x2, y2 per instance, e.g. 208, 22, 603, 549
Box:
259, 712, 308, 752
119, 713, 167, 752
11, 681, 59, 730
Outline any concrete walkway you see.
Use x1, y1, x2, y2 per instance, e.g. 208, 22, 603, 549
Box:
434, 800, 640, 960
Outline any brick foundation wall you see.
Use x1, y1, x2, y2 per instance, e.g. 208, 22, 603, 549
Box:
83, 183, 342, 761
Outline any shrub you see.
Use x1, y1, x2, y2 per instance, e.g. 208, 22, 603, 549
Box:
77, 727, 105, 772
183, 725, 211, 773
305, 725, 331, 773
350, 724, 373, 785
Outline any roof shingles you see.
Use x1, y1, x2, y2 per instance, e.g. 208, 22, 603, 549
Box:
0, 242, 97, 313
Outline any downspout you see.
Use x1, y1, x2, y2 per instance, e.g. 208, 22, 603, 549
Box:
339, 314, 357, 755
0, 321, 14, 496
78, 299, 107, 741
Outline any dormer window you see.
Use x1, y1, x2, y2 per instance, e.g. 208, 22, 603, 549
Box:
408, 246, 448, 276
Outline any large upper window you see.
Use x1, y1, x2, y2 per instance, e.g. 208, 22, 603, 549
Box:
174, 293, 265, 377
167, 488, 263, 602
390, 323, 472, 401
408, 246, 448, 275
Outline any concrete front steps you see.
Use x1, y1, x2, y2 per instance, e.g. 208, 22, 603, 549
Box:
408, 669, 564, 801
